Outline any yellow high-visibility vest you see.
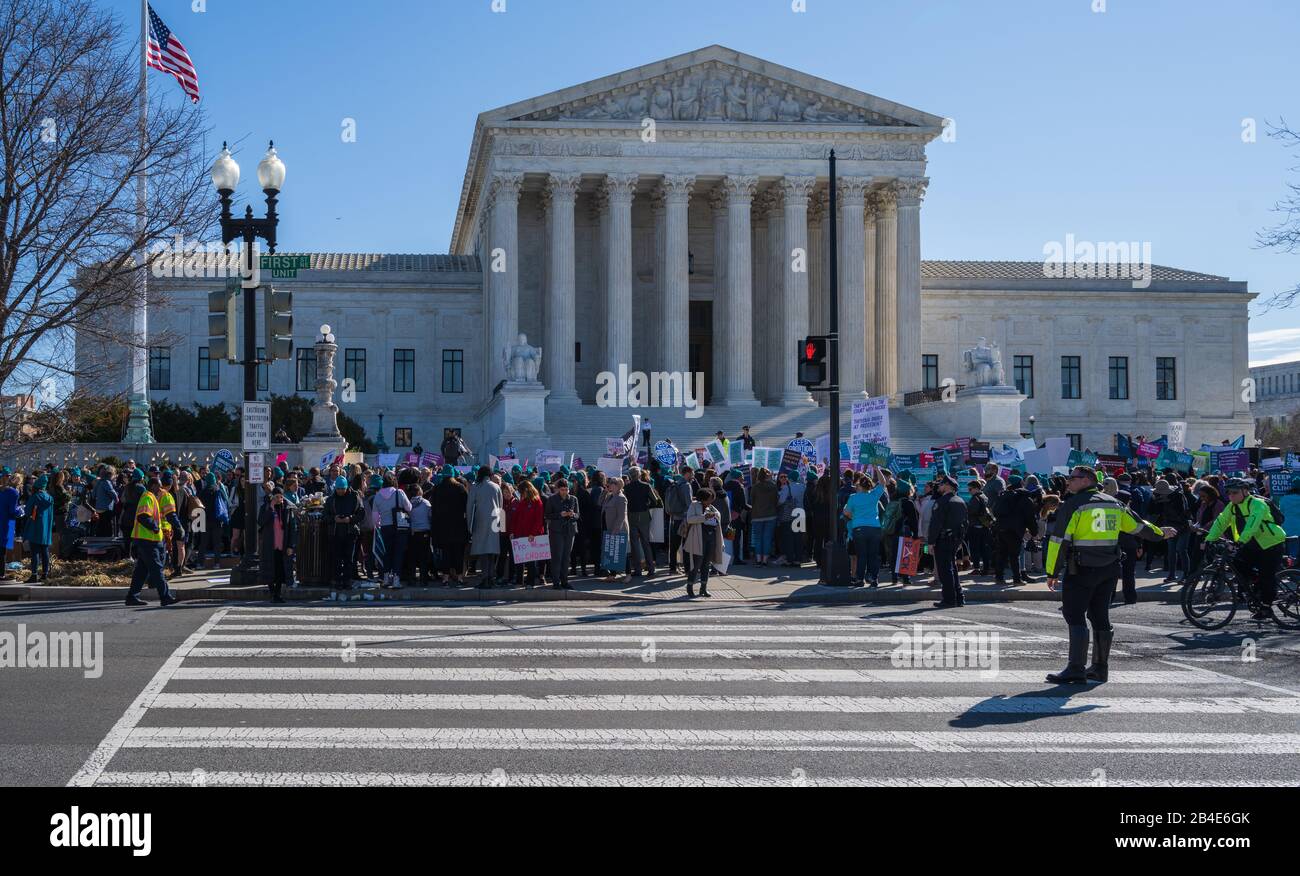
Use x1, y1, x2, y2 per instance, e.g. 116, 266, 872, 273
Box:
132, 491, 163, 542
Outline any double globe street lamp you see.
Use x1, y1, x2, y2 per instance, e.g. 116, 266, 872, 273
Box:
210, 141, 287, 582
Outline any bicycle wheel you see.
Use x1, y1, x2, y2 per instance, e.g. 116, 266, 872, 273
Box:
1181, 568, 1238, 630
1273, 570, 1300, 630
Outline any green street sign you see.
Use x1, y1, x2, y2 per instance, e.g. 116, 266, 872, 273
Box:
260, 254, 311, 278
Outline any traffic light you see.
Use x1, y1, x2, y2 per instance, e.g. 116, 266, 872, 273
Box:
263, 286, 293, 361
207, 278, 239, 362
799, 336, 828, 388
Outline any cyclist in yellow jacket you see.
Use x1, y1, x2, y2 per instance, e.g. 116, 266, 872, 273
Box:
1205, 478, 1285, 620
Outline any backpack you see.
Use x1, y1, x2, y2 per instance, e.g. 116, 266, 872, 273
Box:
213, 490, 230, 525
881, 500, 902, 536
1266, 497, 1286, 527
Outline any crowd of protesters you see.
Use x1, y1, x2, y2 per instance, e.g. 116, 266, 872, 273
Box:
1, 431, 1297, 609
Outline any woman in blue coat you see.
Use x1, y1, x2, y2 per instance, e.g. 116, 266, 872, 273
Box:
0, 473, 21, 581
23, 475, 54, 582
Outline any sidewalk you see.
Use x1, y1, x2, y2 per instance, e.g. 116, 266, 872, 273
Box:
0, 562, 1185, 604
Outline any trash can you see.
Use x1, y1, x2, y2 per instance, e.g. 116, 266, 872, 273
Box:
296, 510, 329, 586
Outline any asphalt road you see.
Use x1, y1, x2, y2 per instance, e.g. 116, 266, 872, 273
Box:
1, 598, 1297, 787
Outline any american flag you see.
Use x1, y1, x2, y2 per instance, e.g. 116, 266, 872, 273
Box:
146, 4, 200, 103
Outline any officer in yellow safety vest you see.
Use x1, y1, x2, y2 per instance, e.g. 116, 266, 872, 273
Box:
126, 477, 178, 608
1044, 465, 1173, 684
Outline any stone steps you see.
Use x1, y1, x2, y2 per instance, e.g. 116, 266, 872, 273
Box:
542, 401, 945, 461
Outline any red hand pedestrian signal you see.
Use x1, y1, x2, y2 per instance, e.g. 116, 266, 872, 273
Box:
799, 336, 828, 389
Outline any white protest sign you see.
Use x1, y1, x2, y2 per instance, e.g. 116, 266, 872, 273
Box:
1167, 421, 1187, 453
851, 397, 891, 447
596, 457, 624, 479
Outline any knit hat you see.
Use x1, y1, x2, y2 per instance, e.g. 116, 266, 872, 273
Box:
1007, 476, 1024, 489
34, 475, 48, 490
369, 474, 383, 490
334, 477, 348, 490
1153, 479, 1172, 497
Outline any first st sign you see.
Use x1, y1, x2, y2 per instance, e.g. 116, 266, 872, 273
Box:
242, 401, 272, 451
260, 254, 311, 279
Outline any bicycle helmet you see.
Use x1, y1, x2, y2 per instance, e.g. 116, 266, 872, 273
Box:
1223, 477, 1252, 493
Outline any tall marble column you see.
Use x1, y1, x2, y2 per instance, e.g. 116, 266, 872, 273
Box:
863, 194, 878, 396
486, 171, 522, 390
874, 189, 899, 401
709, 186, 730, 403
761, 187, 785, 404
781, 175, 816, 406
603, 172, 637, 377
838, 176, 872, 399
649, 190, 666, 374
661, 174, 694, 381
895, 177, 928, 398
721, 175, 759, 406
808, 188, 828, 337
544, 172, 581, 403
590, 189, 608, 397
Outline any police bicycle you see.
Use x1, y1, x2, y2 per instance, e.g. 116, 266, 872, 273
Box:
1180, 538, 1300, 630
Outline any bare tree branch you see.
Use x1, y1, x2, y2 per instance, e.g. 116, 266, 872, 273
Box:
1257, 118, 1300, 311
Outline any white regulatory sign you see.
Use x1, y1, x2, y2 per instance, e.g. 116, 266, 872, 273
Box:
248, 453, 265, 483
242, 401, 272, 451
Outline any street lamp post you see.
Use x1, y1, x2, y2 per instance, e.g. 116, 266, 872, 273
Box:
211, 141, 286, 584
1029, 415, 1037, 443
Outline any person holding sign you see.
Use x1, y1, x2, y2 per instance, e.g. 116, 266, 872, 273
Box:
509, 481, 546, 588
601, 477, 630, 583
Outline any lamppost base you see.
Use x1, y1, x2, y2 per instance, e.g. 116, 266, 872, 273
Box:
123, 392, 155, 445
228, 564, 260, 588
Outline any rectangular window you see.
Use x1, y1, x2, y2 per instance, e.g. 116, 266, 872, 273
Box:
395, 428, 413, 448
257, 346, 269, 393
441, 349, 464, 394
1013, 355, 1034, 399
1108, 356, 1129, 400
296, 348, 316, 393
1068, 433, 1083, 451
394, 349, 415, 393
1061, 355, 1081, 399
148, 347, 170, 391
922, 354, 939, 391
1157, 357, 1177, 401
344, 349, 367, 393
197, 348, 219, 391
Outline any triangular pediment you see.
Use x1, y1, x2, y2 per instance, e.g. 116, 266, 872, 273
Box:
481, 45, 943, 128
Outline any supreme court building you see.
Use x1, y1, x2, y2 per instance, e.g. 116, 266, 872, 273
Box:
81, 46, 1257, 458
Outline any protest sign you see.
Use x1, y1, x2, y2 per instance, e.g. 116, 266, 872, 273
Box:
895, 537, 922, 576
1045, 437, 1073, 467
376, 453, 399, 468
728, 441, 746, 468
778, 448, 802, 477
1137, 442, 1161, 460
653, 441, 678, 467
850, 397, 891, 447
787, 436, 816, 464
1023, 448, 1051, 476
1269, 471, 1295, 497
601, 532, 629, 572
1260, 455, 1284, 472
753, 447, 783, 472
1191, 451, 1210, 476
420, 452, 443, 468
1167, 421, 1187, 452
683, 452, 701, 471
705, 440, 727, 466
1288, 452, 1300, 470
596, 457, 624, 479
535, 450, 565, 473
511, 536, 551, 564
213, 449, 237, 475
1211, 448, 1249, 474
606, 438, 627, 458
815, 434, 831, 466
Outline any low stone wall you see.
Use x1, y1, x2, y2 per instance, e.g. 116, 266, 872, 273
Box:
1, 443, 311, 471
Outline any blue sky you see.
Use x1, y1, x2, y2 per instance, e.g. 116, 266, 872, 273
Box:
121, 0, 1300, 364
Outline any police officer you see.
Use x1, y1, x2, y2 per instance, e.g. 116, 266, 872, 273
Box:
1045, 465, 1172, 683
928, 474, 969, 609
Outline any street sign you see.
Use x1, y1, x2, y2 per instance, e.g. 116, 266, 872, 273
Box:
248, 453, 265, 483
260, 254, 311, 278
242, 401, 272, 451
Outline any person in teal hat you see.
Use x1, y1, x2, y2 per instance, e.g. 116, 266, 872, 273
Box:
369, 474, 383, 491
24, 475, 54, 583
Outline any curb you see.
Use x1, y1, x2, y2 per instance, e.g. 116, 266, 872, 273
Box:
0, 583, 1182, 605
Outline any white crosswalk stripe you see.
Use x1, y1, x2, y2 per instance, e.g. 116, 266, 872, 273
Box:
70, 604, 1300, 787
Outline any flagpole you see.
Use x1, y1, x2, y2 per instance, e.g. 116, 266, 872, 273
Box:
125, 0, 155, 443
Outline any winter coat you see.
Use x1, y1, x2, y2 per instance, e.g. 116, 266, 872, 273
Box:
430, 479, 470, 548
682, 500, 726, 565
466, 479, 503, 556
23, 490, 54, 546
749, 480, 779, 520
508, 497, 545, 538
544, 492, 580, 536
602, 493, 629, 536
256, 501, 300, 585
0, 486, 20, 550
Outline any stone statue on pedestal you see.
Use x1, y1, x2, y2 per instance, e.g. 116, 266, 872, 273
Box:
503, 333, 543, 383
963, 337, 1007, 388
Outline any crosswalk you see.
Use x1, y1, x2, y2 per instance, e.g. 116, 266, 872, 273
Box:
70, 604, 1300, 787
